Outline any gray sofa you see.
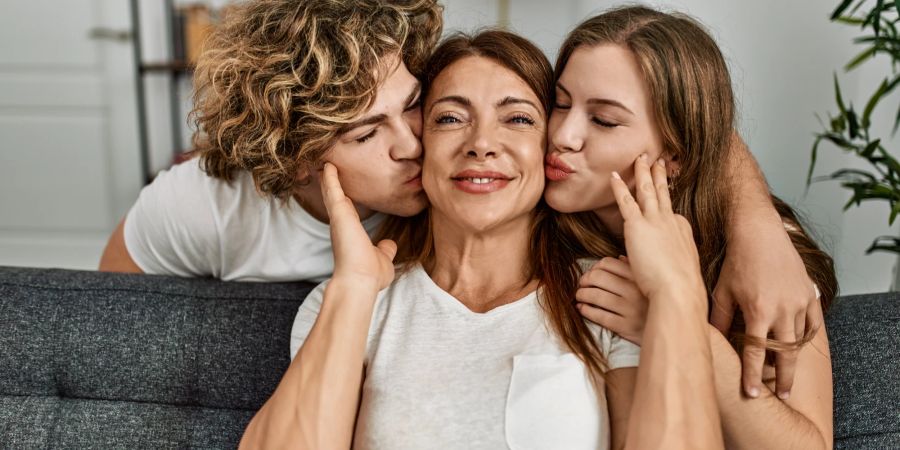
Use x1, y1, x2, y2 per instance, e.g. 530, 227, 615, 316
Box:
0, 266, 897, 449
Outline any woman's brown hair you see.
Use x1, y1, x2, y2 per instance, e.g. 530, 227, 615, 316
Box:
378, 30, 613, 382
554, 6, 837, 349
190, 0, 442, 199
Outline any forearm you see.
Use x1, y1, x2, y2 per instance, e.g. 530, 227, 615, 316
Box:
723, 133, 782, 237
625, 288, 722, 450
708, 327, 829, 450
240, 279, 378, 450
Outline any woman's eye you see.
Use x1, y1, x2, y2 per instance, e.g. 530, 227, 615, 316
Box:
435, 113, 461, 124
355, 128, 378, 144
553, 103, 571, 110
509, 114, 535, 125
592, 117, 619, 128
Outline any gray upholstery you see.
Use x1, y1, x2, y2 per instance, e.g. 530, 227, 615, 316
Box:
0, 267, 312, 448
0, 266, 898, 449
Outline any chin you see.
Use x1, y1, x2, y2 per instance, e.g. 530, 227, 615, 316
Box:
544, 188, 579, 213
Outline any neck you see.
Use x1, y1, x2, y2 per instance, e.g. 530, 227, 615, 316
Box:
594, 204, 625, 238
427, 211, 537, 313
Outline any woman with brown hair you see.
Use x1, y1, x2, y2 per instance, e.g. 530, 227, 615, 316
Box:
545, 6, 834, 449
244, 29, 723, 449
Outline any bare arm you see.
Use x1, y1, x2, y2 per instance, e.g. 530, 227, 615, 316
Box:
240, 163, 398, 449
240, 279, 379, 449
710, 320, 833, 450
98, 218, 143, 273
714, 134, 818, 399
606, 367, 637, 450
611, 156, 723, 450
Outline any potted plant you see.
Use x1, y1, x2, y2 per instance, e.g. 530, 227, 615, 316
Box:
810, 0, 900, 256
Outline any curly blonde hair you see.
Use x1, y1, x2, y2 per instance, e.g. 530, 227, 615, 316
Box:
190, 0, 443, 199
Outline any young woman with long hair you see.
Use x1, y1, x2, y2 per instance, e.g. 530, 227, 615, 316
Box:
544, 6, 835, 449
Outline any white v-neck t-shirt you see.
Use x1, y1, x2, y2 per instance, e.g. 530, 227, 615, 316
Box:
123, 158, 384, 282
290, 264, 641, 450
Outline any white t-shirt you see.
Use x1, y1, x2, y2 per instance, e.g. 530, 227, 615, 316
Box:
290, 264, 641, 450
124, 158, 384, 282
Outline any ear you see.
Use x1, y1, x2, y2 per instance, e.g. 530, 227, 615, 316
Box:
295, 161, 325, 187
663, 152, 681, 178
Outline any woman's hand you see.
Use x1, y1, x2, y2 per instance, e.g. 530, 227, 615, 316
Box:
712, 225, 818, 400
321, 163, 397, 290
610, 154, 706, 307
576, 256, 648, 346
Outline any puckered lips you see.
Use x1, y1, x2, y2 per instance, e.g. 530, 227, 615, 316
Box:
451, 169, 514, 194
403, 170, 422, 188
545, 152, 575, 181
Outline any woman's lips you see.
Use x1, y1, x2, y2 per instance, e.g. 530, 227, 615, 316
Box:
544, 153, 574, 181
404, 172, 422, 188
451, 170, 512, 194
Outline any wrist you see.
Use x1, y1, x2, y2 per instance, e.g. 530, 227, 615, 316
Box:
325, 277, 381, 304
647, 283, 709, 319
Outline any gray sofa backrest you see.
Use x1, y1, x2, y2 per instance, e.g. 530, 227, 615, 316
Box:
0, 267, 313, 448
0, 266, 898, 449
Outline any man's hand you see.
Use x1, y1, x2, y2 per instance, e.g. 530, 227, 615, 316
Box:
712, 225, 818, 401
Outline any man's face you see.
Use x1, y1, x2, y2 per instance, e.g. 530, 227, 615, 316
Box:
312, 56, 427, 218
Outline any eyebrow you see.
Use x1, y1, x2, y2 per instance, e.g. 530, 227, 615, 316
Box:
497, 96, 540, 112
340, 82, 421, 134
556, 82, 634, 115
428, 95, 540, 113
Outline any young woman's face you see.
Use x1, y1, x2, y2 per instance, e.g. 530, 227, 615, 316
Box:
422, 56, 546, 233
544, 44, 666, 215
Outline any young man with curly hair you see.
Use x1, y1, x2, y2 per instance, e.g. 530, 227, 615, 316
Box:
98, 0, 442, 281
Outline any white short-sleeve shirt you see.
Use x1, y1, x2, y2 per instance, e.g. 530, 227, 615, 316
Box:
290, 263, 640, 450
123, 158, 383, 282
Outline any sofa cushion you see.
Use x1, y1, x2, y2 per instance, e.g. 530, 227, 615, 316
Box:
827, 292, 900, 449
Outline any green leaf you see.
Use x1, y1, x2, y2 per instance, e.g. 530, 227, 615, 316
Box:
845, 46, 877, 71
863, 79, 890, 128
831, 114, 847, 133
861, 139, 882, 157
835, 16, 867, 25
890, 201, 900, 224
808, 136, 822, 187
893, 104, 900, 135
847, 107, 860, 139
822, 132, 856, 150
834, 73, 847, 115
831, 167, 879, 182
832, 0, 856, 20
865, 235, 900, 254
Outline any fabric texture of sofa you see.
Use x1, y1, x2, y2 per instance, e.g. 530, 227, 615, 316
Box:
0, 266, 898, 449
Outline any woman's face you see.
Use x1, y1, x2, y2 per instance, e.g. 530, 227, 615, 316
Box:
422, 56, 546, 233
544, 44, 666, 214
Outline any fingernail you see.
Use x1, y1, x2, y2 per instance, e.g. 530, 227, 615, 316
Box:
612, 171, 621, 180
640, 153, 648, 161
778, 391, 790, 400
747, 386, 760, 398
658, 159, 665, 168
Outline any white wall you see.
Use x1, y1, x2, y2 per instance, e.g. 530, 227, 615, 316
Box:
133, 0, 897, 294
440, 0, 897, 295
